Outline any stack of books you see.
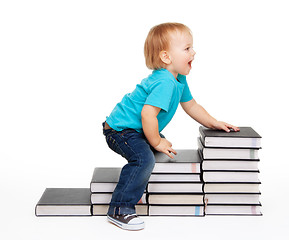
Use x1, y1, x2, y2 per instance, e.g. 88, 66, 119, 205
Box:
90, 167, 148, 216
147, 149, 205, 216
198, 126, 262, 216
35, 126, 263, 218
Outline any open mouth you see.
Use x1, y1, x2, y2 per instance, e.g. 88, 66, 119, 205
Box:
188, 60, 192, 68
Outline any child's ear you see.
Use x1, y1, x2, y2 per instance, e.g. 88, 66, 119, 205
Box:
159, 50, 171, 65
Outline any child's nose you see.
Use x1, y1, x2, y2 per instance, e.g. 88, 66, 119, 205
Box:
192, 49, 196, 56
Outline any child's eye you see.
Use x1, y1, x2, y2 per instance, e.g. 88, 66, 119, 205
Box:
185, 47, 191, 51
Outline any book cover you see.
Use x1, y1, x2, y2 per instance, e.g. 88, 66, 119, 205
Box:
35, 188, 92, 216
199, 126, 262, 148
153, 149, 201, 173
90, 167, 121, 193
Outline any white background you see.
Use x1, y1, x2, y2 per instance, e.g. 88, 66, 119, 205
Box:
1, 0, 288, 239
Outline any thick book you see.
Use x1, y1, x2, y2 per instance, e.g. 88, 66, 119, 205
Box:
91, 193, 147, 204
198, 138, 259, 159
199, 126, 261, 148
149, 173, 201, 182
205, 204, 262, 215
203, 170, 260, 183
147, 182, 203, 193
202, 159, 259, 171
148, 193, 204, 205
204, 193, 261, 204
153, 149, 201, 173
35, 188, 91, 216
90, 167, 121, 193
204, 183, 261, 193
149, 205, 205, 216
92, 204, 148, 216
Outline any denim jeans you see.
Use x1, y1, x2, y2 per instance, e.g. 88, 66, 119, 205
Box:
102, 122, 158, 215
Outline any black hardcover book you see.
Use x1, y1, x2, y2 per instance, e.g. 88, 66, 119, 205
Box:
204, 193, 261, 204
153, 149, 201, 173
90, 167, 121, 193
199, 150, 260, 171
147, 182, 203, 193
202, 170, 260, 183
199, 126, 261, 148
92, 204, 148, 216
149, 204, 205, 216
204, 182, 261, 193
198, 138, 259, 159
35, 188, 92, 216
91, 192, 147, 204
148, 193, 204, 205
205, 203, 262, 216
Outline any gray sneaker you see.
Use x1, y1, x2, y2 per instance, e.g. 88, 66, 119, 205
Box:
107, 213, 145, 231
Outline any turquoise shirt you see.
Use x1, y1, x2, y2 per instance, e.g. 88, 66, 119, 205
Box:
106, 68, 193, 132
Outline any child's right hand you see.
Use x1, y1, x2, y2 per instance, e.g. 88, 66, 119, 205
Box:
154, 138, 177, 159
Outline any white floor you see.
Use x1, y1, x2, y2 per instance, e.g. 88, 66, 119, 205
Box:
4, 208, 288, 240
1, 180, 288, 240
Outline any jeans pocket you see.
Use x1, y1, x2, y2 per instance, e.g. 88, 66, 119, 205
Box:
106, 134, 126, 158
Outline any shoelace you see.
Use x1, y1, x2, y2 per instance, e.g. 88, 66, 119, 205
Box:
124, 214, 137, 220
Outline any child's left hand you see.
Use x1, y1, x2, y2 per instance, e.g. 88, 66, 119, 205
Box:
212, 121, 240, 132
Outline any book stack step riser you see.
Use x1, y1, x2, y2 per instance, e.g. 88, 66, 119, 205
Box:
199, 126, 262, 216
148, 149, 205, 216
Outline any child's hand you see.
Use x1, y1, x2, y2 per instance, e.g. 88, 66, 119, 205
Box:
212, 121, 240, 132
154, 138, 177, 159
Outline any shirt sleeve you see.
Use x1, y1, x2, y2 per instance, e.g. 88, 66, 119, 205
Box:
179, 75, 193, 102
144, 79, 174, 112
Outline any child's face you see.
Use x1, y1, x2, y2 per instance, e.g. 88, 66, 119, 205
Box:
166, 30, 196, 78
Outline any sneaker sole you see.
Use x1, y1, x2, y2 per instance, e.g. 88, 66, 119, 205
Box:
107, 215, 145, 231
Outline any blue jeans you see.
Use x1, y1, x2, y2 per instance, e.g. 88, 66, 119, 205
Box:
102, 122, 158, 215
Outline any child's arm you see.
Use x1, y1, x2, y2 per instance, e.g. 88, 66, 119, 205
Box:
141, 105, 177, 158
181, 99, 239, 132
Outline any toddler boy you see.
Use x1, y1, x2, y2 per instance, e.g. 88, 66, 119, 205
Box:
103, 22, 239, 230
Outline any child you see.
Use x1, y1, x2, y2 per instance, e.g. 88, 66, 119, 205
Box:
102, 22, 239, 230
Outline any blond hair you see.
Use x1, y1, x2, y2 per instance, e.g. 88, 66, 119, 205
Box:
144, 22, 192, 70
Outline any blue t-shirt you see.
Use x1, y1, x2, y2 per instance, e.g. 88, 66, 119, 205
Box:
106, 68, 193, 132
